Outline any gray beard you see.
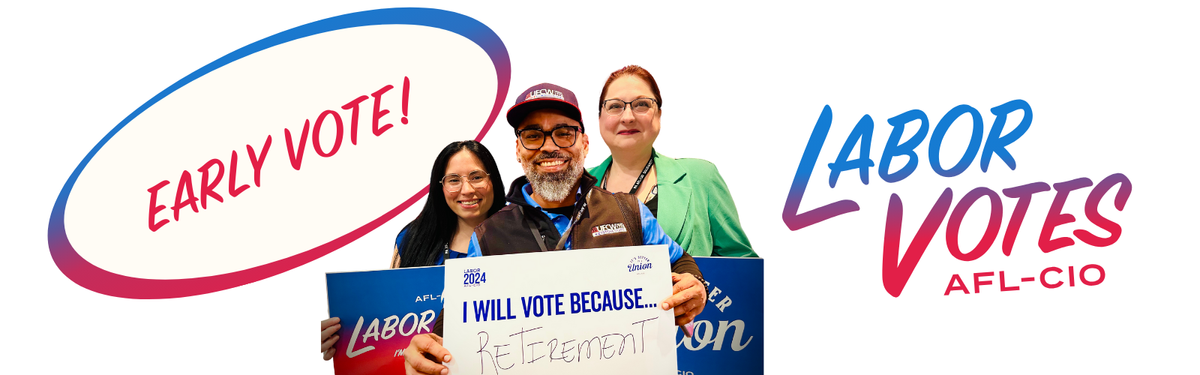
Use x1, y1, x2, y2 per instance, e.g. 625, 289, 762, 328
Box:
523, 159, 584, 202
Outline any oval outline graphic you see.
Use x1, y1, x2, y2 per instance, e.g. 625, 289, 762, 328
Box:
47, 7, 511, 299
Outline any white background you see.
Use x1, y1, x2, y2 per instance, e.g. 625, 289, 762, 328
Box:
3, 1, 1198, 373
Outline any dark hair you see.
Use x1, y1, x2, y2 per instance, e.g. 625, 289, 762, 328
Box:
397, 140, 505, 268
598, 65, 663, 114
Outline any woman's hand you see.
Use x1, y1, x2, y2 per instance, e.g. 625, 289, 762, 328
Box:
321, 317, 341, 360
660, 272, 706, 334
404, 333, 453, 375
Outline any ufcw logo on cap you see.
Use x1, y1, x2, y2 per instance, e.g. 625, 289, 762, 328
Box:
592, 223, 628, 237
526, 88, 564, 101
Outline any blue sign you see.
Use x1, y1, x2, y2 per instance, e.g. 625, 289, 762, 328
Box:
326, 266, 445, 374
677, 257, 764, 375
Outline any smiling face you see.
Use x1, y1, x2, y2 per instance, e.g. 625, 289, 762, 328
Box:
599, 75, 661, 154
515, 108, 589, 202
442, 149, 494, 224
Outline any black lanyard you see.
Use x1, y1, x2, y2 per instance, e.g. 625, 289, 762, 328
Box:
603, 155, 655, 195
554, 188, 592, 250
630, 156, 654, 195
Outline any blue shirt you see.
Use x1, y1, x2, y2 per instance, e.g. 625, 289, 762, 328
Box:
466, 183, 684, 263
394, 229, 470, 266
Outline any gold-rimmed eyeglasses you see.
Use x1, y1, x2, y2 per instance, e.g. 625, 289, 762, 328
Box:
440, 170, 490, 192
600, 98, 658, 116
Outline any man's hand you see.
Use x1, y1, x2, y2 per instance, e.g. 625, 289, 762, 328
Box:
660, 272, 706, 334
320, 317, 341, 361
404, 333, 453, 375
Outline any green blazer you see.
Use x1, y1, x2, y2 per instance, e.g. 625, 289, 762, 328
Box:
589, 150, 757, 257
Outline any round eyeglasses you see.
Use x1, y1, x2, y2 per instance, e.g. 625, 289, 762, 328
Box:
515, 125, 581, 150
441, 170, 490, 192
600, 98, 659, 116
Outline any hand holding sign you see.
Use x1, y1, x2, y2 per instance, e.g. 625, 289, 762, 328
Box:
321, 317, 341, 361
403, 333, 452, 375
664, 272, 706, 331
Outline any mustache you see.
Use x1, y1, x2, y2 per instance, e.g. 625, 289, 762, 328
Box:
532, 151, 570, 162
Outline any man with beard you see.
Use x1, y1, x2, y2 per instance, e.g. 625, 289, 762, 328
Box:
402, 83, 707, 375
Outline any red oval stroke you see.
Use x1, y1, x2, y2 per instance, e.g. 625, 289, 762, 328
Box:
47, 8, 511, 299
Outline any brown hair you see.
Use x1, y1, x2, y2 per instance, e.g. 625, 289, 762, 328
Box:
598, 65, 662, 114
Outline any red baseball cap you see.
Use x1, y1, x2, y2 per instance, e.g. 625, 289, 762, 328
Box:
505, 83, 584, 132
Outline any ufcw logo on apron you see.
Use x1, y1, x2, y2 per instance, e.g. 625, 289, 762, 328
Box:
591, 223, 628, 237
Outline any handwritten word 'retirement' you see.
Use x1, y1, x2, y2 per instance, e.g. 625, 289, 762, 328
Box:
475, 317, 659, 373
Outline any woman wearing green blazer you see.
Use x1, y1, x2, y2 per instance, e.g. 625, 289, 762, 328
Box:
589, 65, 756, 257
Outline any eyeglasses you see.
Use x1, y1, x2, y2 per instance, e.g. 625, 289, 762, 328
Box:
440, 170, 490, 192
515, 125, 581, 150
600, 98, 659, 116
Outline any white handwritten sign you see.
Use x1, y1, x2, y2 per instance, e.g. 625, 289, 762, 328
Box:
443, 245, 677, 375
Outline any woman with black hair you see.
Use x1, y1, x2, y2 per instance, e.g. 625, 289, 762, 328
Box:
319, 140, 505, 361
